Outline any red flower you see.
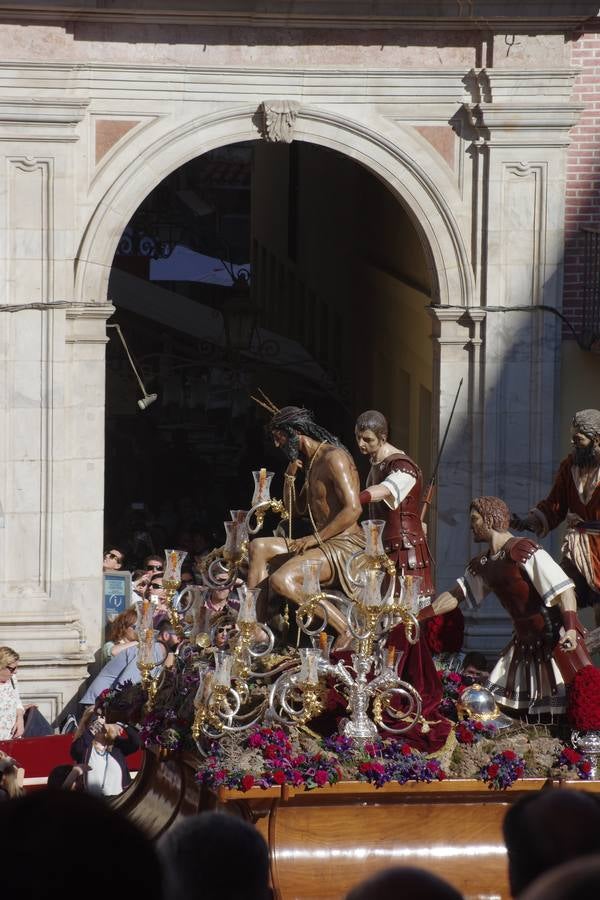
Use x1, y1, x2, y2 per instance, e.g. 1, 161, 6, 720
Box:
502, 750, 517, 761
568, 666, 600, 731
515, 767, 524, 778
456, 725, 474, 744
241, 774, 254, 791
401, 743, 412, 756
272, 770, 286, 785
438, 770, 447, 781
562, 748, 581, 764
314, 770, 329, 787
487, 764, 499, 778
425, 608, 464, 654
359, 761, 385, 775
291, 770, 304, 786
581, 761, 592, 774
264, 745, 279, 759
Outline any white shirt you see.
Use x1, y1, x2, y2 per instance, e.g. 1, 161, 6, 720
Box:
87, 745, 124, 796
380, 469, 416, 510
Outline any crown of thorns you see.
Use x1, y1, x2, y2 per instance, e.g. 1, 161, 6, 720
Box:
250, 388, 280, 415
251, 390, 315, 429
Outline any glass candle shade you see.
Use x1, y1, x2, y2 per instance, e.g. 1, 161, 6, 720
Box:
400, 574, 423, 614
136, 600, 155, 667
213, 651, 233, 688
229, 509, 249, 524
300, 558, 322, 599
195, 668, 214, 709
186, 586, 211, 637
384, 647, 397, 672
164, 549, 188, 586
359, 568, 385, 607
251, 469, 274, 506
361, 519, 386, 558
223, 520, 248, 561
312, 632, 334, 661
236, 586, 260, 624
299, 648, 321, 685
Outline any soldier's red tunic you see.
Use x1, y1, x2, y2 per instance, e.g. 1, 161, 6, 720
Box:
533, 454, 600, 606
461, 537, 588, 716
366, 452, 434, 597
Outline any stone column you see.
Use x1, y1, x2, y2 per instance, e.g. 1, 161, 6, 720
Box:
0, 98, 95, 721
454, 68, 583, 655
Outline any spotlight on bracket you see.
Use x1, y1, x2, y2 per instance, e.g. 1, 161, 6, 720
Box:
138, 392, 158, 411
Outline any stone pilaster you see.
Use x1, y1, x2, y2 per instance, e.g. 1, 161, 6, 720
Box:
0, 96, 95, 718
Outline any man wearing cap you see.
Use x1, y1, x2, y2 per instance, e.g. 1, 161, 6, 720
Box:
421, 496, 590, 719
512, 409, 600, 615
247, 405, 363, 644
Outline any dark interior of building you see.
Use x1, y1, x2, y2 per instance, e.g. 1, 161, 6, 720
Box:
105, 140, 433, 556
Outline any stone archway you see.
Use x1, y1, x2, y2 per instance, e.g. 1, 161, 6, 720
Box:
75, 105, 475, 310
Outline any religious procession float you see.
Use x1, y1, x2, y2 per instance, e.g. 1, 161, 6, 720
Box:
103, 401, 600, 899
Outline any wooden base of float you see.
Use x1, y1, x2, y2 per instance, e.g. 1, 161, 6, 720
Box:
115, 750, 600, 899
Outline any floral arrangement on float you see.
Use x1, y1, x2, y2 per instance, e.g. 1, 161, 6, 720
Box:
98, 672, 597, 792
567, 665, 600, 778
198, 727, 342, 792
197, 728, 446, 792
478, 749, 526, 790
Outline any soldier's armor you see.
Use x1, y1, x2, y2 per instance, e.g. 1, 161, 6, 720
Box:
468, 537, 561, 645
367, 453, 433, 596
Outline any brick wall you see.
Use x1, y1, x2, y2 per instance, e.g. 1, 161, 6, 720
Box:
564, 25, 600, 338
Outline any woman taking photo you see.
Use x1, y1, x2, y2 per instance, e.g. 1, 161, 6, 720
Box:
102, 607, 138, 663
0, 647, 25, 740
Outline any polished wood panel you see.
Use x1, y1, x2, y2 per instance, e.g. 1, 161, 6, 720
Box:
216, 780, 600, 900
119, 753, 600, 899
113, 749, 203, 839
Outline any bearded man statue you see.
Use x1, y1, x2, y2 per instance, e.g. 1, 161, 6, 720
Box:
513, 408, 600, 615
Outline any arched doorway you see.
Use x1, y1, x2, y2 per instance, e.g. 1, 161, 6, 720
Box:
74, 106, 474, 577
103, 138, 435, 552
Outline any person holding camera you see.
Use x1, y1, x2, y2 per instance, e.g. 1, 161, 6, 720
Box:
70, 708, 141, 797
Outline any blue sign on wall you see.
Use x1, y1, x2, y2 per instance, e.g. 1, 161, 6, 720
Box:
103, 571, 132, 624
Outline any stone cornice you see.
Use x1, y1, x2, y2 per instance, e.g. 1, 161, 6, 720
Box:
464, 102, 585, 147
0, 98, 89, 124
0, 1, 596, 30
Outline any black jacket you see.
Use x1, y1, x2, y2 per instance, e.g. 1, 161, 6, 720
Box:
70, 725, 141, 791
